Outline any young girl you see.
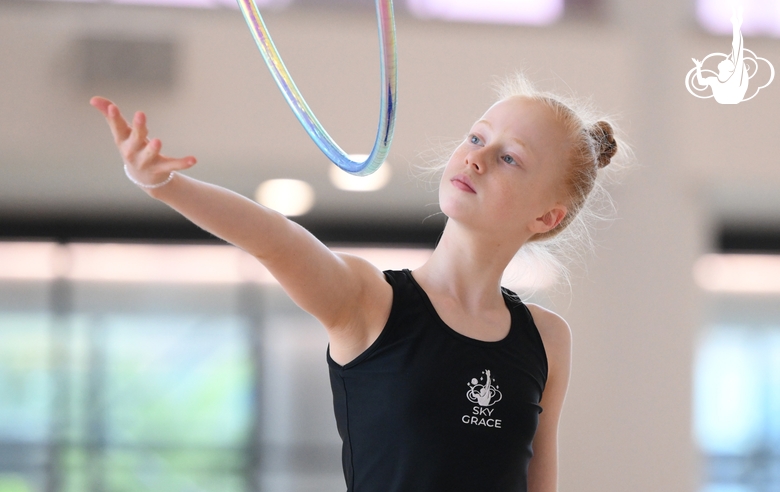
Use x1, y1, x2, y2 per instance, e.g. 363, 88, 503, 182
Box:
91, 74, 620, 492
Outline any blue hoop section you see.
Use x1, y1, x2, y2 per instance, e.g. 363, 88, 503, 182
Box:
236, 0, 398, 176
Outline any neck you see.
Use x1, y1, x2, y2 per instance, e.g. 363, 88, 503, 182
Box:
414, 219, 529, 310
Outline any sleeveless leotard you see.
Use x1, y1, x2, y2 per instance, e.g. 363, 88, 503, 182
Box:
328, 269, 548, 492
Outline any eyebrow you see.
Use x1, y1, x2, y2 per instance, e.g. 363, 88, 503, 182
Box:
475, 119, 535, 160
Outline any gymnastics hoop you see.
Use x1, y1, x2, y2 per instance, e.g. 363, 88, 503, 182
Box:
236, 0, 397, 176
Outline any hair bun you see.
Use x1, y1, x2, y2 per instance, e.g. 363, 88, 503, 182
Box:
589, 121, 617, 168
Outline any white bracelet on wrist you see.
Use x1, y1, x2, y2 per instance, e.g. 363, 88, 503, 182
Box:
124, 164, 175, 189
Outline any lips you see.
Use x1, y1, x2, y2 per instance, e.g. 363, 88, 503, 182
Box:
451, 174, 476, 193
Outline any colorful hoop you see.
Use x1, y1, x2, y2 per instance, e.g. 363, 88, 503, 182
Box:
236, 0, 398, 176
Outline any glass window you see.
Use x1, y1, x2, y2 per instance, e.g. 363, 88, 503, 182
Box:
0, 241, 436, 492
694, 306, 780, 491
0, 314, 52, 443
0, 280, 345, 492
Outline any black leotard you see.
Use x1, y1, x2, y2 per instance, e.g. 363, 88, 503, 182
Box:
328, 269, 548, 492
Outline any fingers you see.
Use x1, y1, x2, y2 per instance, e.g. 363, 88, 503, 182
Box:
90, 97, 144, 148
125, 111, 155, 158
90, 96, 127, 137
91, 96, 196, 177
106, 103, 132, 145
138, 138, 197, 173
138, 138, 161, 167
90, 96, 111, 116
130, 111, 149, 146
157, 140, 197, 170
159, 154, 198, 174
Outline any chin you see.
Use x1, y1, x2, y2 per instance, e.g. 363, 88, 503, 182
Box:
438, 193, 462, 220
439, 201, 484, 229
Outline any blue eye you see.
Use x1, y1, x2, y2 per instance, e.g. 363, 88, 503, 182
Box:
502, 155, 516, 165
469, 135, 481, 145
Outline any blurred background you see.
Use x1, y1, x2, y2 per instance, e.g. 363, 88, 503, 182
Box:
1, 0, 780, 491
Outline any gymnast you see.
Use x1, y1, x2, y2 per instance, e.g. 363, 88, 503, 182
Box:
91, 71, 620, 492
692, 6, 748, 104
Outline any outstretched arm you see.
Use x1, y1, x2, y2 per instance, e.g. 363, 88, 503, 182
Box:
90, 97, 391, 350
731, 6, 745, 74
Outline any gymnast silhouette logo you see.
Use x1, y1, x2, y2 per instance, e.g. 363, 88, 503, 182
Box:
685, 4, 774, 104
466, 369, 502, 407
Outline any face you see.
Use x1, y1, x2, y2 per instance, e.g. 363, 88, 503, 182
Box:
439, 96, 571, 242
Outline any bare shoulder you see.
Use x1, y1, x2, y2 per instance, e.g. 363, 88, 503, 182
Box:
326, 252, 393, 365
524, 303, 572, 363
331, 252, 393, 327
333, 252, 392, 299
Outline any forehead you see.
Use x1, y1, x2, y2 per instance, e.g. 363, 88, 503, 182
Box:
481, 97, 563, 136
479, 96, 571, 165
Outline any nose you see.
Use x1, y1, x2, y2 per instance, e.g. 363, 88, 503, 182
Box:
466, 147, 487, 174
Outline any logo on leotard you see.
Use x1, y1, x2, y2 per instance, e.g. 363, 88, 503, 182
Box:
466, 369, 502, 407
685, 3, 774, 104
462, 370, 503, 428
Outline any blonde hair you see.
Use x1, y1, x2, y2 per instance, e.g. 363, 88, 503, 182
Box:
421, 72, 631, 292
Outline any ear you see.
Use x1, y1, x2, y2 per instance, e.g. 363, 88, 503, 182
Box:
531, 205, 568, 234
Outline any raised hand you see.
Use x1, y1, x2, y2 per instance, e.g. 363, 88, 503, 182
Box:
731, 5, 743, 28
90, 96, 197, 190
692, 58, 703, 68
